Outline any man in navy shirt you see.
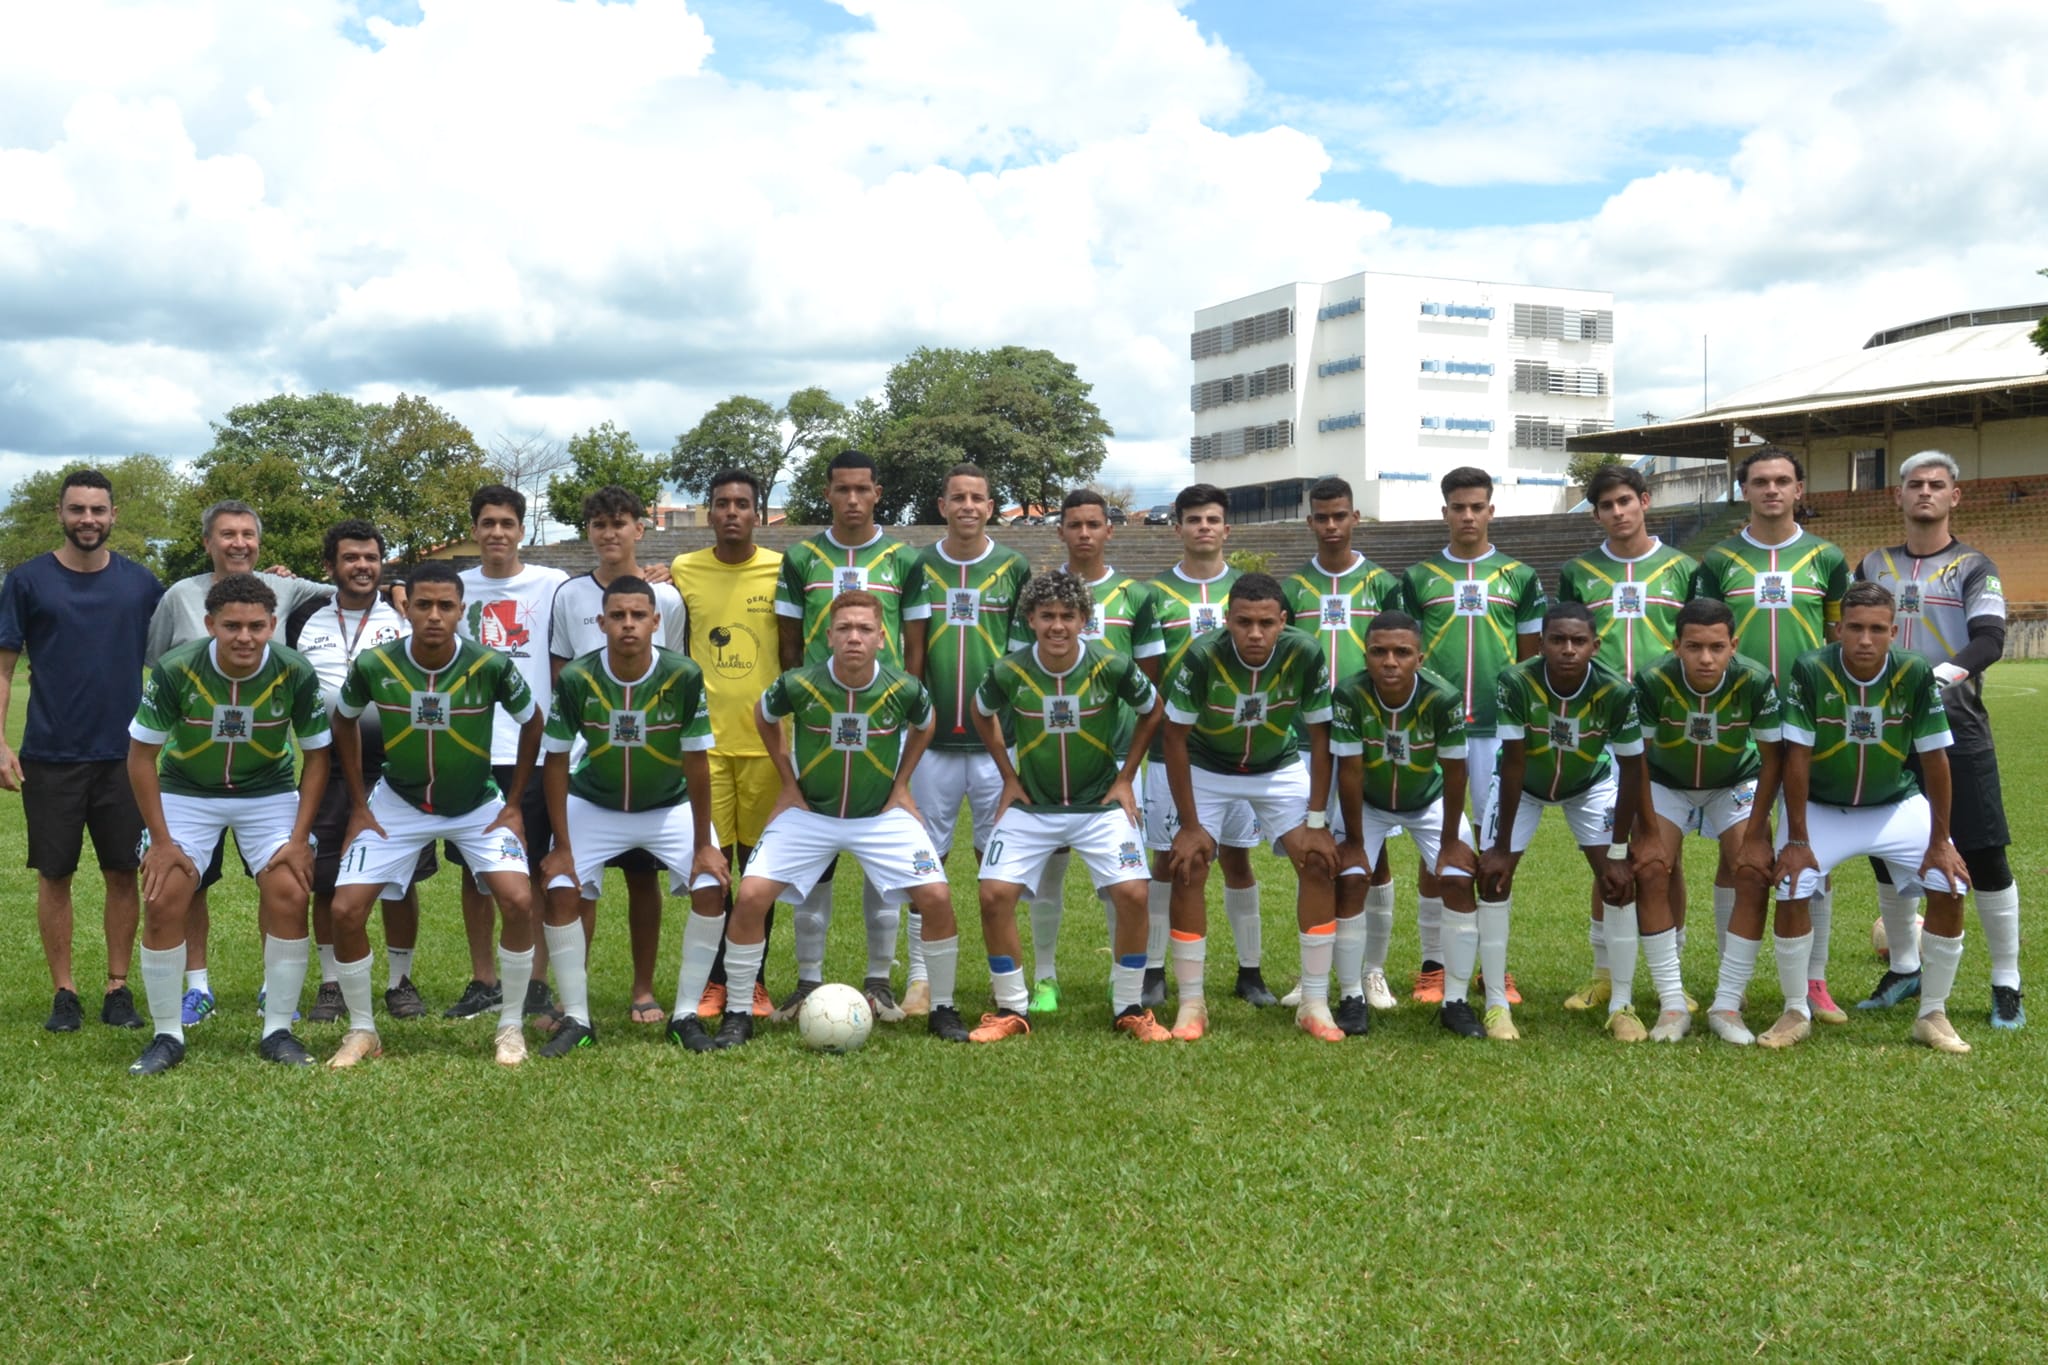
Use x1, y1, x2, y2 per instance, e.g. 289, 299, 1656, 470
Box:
0, 469, 165, 1032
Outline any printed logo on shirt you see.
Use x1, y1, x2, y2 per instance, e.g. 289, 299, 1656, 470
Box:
1687, 712, 1718, 745
471, 599, 531, 651
831, 713, 868, 751
1546, 715, 1581, 750
211, 705, 251, 741
1192, 604, 1221, 635
707, 622, 761, 680
1045, 694, 1080, 734
1384, 728, 1411, 765
1082, 604, 1107, 640
1234, 692, 1269, 728
411, 691, 451, 731
1755, 572, 1791, 608
1454, 580, 1487, 616
1847, 705, 1882, 743
1897, 582, 1923, 617
1613, 583, 1645, 618
1319, 595, 1351, 630
609, 709, 646, 748
945, 588, 981, 625
833, 566, 869, 597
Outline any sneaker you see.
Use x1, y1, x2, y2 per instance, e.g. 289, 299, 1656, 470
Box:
1648, 1008, 1692, 1043
1279, 983, 1303, 1007
252, 986, 300, 1023
180, 987, 215, 1027
1363, 970, 1398, 1012
384, 977, 427, 1020
770, 979, 819, 1023
1334, 994, 1372, 1037
927, 1005, 970, 1043
1170, 999, 1208, 1041
327, 1029, 382, 1069
1707, 1009, 1755, 1046
1605, 1004, 1648, 1043
493, 1024, 529, 1066
713, 1011, 754, 1049
1439, 999, 1484, 1039
1113, 1007, 1173, 1042
1910, 1010, 1971, 1054
1756, 1009, 1812, 1050
1991, 985, 2026, 1030
1140, 966, 1167, 1009
523, 980, 562, 1035
1296, 1000, 1345, 1042
1483, 1004, 1519, 1041
1028, 978, 1061, 1014
696, 982, 728, 1020
863, 977, 906, 1023
667, 1014, 711, 1050
1563, 969, 1612, 1012
1807, 979, 1847, 1025
539, 1018, 596, 1058
901, 979, 932, 1017
1411, 966, 1445, 1003
443, 978, 502, 1020
1234, 968, 1278, 1007
969, 1009, 1031, 1043
99, 986, 144, 1030
44, 988, 83, 1033
128, 1032, 186, 1076
1858, 969, 1922, 1010
258, 1029, 314, 1066
308, 981, 346, 1023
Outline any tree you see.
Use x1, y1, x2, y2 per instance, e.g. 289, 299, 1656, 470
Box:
668, 387, 847, 504
348, 394, 495, 563
168, 448, 340, 581
1085, 481, 1137, 515
546, 422, 667, 534
487, 432, 573, 534
2034, 268, 2048, 356
786, 396, 891, 525
1568, 449, 1626, 490
0, 454, 190, 579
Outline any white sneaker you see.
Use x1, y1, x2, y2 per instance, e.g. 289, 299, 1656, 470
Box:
1363, 970, 1398, 1011
1278, 983, 1302, 1008
494, 1024, 529, 1066
1910, 1010, 1972, 1054
1648, 1008, 1692, 1043
1706, 1009, 1754, 1046
1756, 1009, 1811, 1050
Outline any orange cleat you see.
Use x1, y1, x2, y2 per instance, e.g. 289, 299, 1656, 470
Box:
1296, 1002, 1345, 1042
696, 982, 727, 1020
1411, 968, 1445, 1004
750, 982, 773, 1017
1475, 972, 1523, 1005
968, 1010, 1031, 1043
1171, 1000, 1208, 1041
1113, 1009, 1173, 1042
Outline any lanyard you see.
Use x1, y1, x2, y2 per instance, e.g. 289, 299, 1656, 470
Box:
334, 601, 376, 662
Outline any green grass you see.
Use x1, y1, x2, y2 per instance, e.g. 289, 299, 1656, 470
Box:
5, 671, 2048, 1361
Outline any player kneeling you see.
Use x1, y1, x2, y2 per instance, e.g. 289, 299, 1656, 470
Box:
700, 591, 967, 1049
538, 578, 731, 1057
1766, 582, 1973, 1052
1330, 612, 1483, 1039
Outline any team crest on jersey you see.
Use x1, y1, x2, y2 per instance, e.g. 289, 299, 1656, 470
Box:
1547, 715, 1580, 749
833, 566, 869, 597
911, 848, 939, 876
1083, 604, 1106, 640
831, 712, 868, 750
1453, 580, 1487, 616
472, 600, 530, 650
1384, 729, 1410, 764
211, 705, 250, 741
1117, 840, 1143, 870
1755, 572, 1791, 608
1193, 604, 1221, 635
1045, 694, 1080, 734
1897, 583, 1923, 616
1686, 712, 1718, 745
609, 709, 646, 747
946, 588, 981, 625
1234, 692, 1269, 727
1319, 595, 1351, 630
411, 691, 451, 731
1613, 584, 1644, 618
1847, 705, 1882, 743
499, 834, 525, 862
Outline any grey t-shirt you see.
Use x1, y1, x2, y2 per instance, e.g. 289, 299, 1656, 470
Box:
145, 571, 334, 668
1856, 540, 2005, 751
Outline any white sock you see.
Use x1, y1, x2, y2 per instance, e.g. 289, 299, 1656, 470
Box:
1224, 884, 1261, 969
794, 881, 830, 982
1146, 880, 1171, 969
185, 967, 211, 995
1334, 914, 1368, 999
1603, 904, 1638, 1013
990, 965, 1028, 1015
336, 953, 377, 1033
722, 939, 765, 1014
496, 945, 535, 1030
543, 921, 589, 1026
1442, 907, 1479, 1004
923, 934, 959, 1010
1878, 882, 1922, 974
1111, 955, 1145, 1015
1171, 932, 1206, 1003
1030, 895, 1063, 983
905, 909, 926, 985
1977, 884, 2021, 989
142, 942, 186, 1042
1642, 927, 1686, 1015
1417, 894, 1444, 964
1918, 929, 1965, 1017
1807, 886, 1833, 981
385, 946, 414, 992
1712, 935, 1760, 1015
861, 879, 898, 982
318, 943, 340, 985
1774, 931, 1813, 1018
1477, 899, 1511, 1009
1589, 915, 1609, 972
1364, 881, 1395, 973
1712, 884, 1736, 957
1675, 923, 1687, 957
674, 912, 725, 1019
1297, 927, 1334, 1005
260, 934, 310, 1038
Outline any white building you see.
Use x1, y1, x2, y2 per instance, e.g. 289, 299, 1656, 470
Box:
1189, 271, 1616, 521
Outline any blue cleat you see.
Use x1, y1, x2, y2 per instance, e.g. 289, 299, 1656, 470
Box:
180, 988, 216, 1027
1991, 985, 2026, 1030
1857, 969, 1920, 1009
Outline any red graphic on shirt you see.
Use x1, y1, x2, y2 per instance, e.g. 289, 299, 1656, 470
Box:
474, 600, 529, 650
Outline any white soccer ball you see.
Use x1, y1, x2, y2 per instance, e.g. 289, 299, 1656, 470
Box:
1871, 913, 1925, 961
796, 983, 874, 1054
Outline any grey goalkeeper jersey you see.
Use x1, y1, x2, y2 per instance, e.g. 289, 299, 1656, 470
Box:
1856, 539, 2004, 750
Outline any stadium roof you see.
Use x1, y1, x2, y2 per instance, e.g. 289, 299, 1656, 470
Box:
1570, 307, 2048, 463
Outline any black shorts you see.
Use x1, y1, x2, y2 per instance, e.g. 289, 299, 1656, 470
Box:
311, 772, 440, 896
1912, 744, 2008, 851
22, 759, 144, 879
446, 764, 553, 878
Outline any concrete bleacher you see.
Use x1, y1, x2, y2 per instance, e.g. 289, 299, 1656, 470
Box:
1803, 473, 2048, 614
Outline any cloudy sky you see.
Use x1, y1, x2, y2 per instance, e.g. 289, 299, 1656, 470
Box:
4, 0, 2044, 505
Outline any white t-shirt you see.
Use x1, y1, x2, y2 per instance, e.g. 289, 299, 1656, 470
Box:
296, 597, 409, 713
458, 562, 569, 766
549, 572, 687, 662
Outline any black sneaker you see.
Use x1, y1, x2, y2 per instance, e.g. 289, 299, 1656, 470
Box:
1439, 999, 1484, 1039
44, 988, 83, 1033
1140, 966, 1167, 1009
258, 1029, 314, 1066
523, 979, 562, 1033
384, 977, 427, 1020
863, 976, 906, 1023
1991, 984, 2027, 1030
669, 1015, 718, 1052
307, 981, 346, 1023
100, 985, 144, 1029
1334, 994, 1372, 1037
769, 979, 819, 1023
927, 1004, 970, 1042
539, 1018, 596, 1058
129, 1033, 187, 1076
1235, 967, 1278, 1007
713, 1011, 755, 1049
442, 978, 502, 1019
1857, 969, 1921, 1010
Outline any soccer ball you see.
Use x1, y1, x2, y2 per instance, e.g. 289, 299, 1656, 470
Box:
796, 983, 874, 1054
1871, 913, 1925, 961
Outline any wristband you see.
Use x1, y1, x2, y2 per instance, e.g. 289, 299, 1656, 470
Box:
1304, 811, 1328, 830
1783, 839, 1809, 848
1607, 843, 1629, 860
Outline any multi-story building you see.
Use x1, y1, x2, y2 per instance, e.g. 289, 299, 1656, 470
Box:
1189, 271, 1616, 521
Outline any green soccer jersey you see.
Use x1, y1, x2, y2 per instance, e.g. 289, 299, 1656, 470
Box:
775, 529, 926, 666
1164, 627, 1332, 776
759, 658, 934, 820
1401, 548, 1547, 736
1694, 528, 1849, 684
1328, 666, 1468, 813
1557, 539, 1700, 679
1285, 551, 1403, 690
1068, 566, 1164, 756
912, 539, 1033, 752
1145, 564, 1237, 761
131, 641, 331, 799
1494, 657, 1643, 802
976, 642, 1156, 810
1779, 646, 1951, 808
338, 638, 536, 816
1635, 652, 1781, 792
544, 647, 713, 812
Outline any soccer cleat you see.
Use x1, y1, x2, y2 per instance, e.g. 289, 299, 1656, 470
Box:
1483, 1004, 1519, 1041
750, 982, 773, 1017
1807, 979, 1847, 1025
524, 980, 563, 1035
1279, 983, 1303, 1007
1363, 970, 1398, 1012
863, 977, 906, 1024
1605, 1005, 1648, 1043
1475, 972, 1523, 1006
1140, 967, 1167, 1009
1234, 967, 1278, 1007
667, 1014, 711, 1050
1028, 978, 1061, 1014
384, 977, 427, 1020
1296, 1001, 1345, 1042
128, 1033, 186, 1076
1706, 1009, 1755, 1046
100, 986, 144, 1030
1910, 1010, 1971, 1054
1113, 1007, 1173, 1042
494, 1024, 529, 1066
1756, 1009, 1812, 1050
770, 979, 819, 1023
1334, 994, 1372, 1037
308, 981, 346, 1023
180, 987, 215, 1027
44, 988, 83, 1033
1439, 999, 1485, 1039
1684, 992, 1701, 1015
253, 987, 300, 1023
1563, 969, 1612, 1012
696, 982, 727, 1020
327, 1029, 383, 1069
1858, 969, 1922, 1010
1648, 1008, 1692, 1043
1170, 1000, 1208, 1041
968, 1009, 1031, 1043
539, 1019, 596, 1058
712, 1011, 754, 1049
927, 1005, 970, 1042
1991, 985, 2026, 1030
442, 978, 501, 1019
1411, 967, 1445, 1004
901, 979, 932, 1017
258, 1029, 314, 1066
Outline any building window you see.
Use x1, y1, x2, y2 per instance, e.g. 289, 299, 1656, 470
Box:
1318, 412, 1363, 433
1190, 420, 1294, 463
1512, 305, 1613, 342
1513, 415, 1611, 449
1513, 360, 1608, 395
1852, 449, 1884, 491
1190, 307, 1295, 360
1317, 297, 1363, 321
1189, 363, 1294, 413
1318, 355, 1363, 377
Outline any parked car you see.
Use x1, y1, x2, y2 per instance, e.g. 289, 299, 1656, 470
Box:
1144, 504, 1172, 525
1107, 505, 1128, 525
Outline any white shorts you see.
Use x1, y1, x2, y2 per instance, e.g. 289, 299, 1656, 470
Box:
981, 806, 1150, 893
547, 794, 722, 900
1145, 758, 1261, 851
337, 782, 529, 896
1482, 766, 1618, 855
1650, 779, 1759, 840
745, 806, 948, 908
1182, 762, 1309, 856
159, 791, 302, 878
1463, 735, 1501, 821
1354, 797, 1475, 880
911, 750, 1003, 857
1774, 794, 1957, 900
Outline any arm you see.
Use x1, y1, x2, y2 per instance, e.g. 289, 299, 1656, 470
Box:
778, 617, 803, 671
1163, 719, 1212, 884
0, 649, 20, 790
1600, 751, 1642, 906
1940, 615, 2006, 683
1477, 737, 1526, 899
902, 614, 926, 679
1915, 747, 1970, 890
1737, 741, 1782, 880
127, 740, 195, 901
484, 711, 546, 838
683, 748, 729, 888
1436, 755, 1476, 876
884, 715, 936, 818
270, 744, 329, 892
755, 697, 805, 822
972, 703, 1029, 823
1337, 755, 1366, 870
538, 750, 574, 885
1772, 743, 1819, 892
1294, 721, 1338, 877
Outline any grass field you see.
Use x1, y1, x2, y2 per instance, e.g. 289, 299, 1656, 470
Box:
4, 669, 2046, 1361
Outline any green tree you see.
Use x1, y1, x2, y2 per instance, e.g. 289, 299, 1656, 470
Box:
348, 394, 495, 563
1568, 449, 1625, 490
786, 396, 891, 525
669, 387, 846, 504
547, 422, 667, 534
2034, 268, 2048, 355
169, 449, 340, 581
0, 454, 191, 579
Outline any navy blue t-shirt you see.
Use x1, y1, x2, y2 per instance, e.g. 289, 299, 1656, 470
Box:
0, 551, 164, 762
